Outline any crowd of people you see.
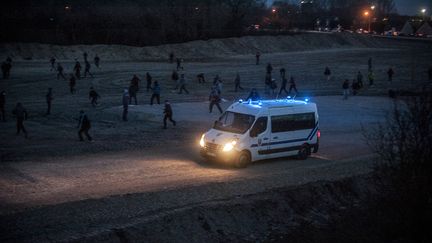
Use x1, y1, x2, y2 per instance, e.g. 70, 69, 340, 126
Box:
1, 50, 432, 141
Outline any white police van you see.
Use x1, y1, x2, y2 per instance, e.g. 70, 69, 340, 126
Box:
199, 98, 320, 168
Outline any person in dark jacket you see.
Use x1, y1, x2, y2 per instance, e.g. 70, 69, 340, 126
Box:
89, 87, 100, 107
129, 85, 138, 105
50, 57, 56, 71
178, 74, 189, 94
209, 88, 223, 114
324, 66, 331, 81
342, 79, 350, 100
122, 89, 129, 121
12, 102, 28, 138
279, 76, 288, 96
130, 74, 140, 90
172, 70, 179, 89
2, 61, 12, 79
234, 73, 244, 92
356, 71, 364, 88
176, 58, 184, 70
150, 81, 161, 105
197, 73, 205, 83
0, 91, 6, 121
246, 88, 261, 101
163, 100, 176, 129
169, 52, 174, 63
56, 63, 66, 80
146, 72, 152, 92
266, 63, 273, 74
84, 61, 93, 78
77, 110, 92, 141
387, 67, 394, 82
94, 54, 100, 68
73, 60, 81, 79
280, 68, 286, 79
69, 74, 76, 94
46, 88, 53, 115
256, 52, 260, 65
288, 76, 298, 95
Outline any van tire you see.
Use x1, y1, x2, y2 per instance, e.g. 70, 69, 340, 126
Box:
298, 145, 310, 160
235, 151, 251, 168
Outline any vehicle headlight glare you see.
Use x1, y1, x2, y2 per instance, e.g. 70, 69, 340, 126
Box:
199, 134, 205, 147
222, 140, 237, 152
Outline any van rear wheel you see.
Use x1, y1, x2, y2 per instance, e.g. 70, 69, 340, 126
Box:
235, 151, 250, 168
298, 145, 310, 160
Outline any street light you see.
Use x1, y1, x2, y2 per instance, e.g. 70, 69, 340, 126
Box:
421, 8, 427, 20
364, 11, 371, 33
371, 5, 375, 10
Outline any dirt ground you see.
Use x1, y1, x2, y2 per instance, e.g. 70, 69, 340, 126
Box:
0, 34, 431, 242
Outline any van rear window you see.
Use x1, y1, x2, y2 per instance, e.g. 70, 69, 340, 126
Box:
271, 112, 315, 133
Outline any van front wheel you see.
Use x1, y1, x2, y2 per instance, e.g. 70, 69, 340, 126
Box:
298, 145, 310, 160
235, 151, 251, 168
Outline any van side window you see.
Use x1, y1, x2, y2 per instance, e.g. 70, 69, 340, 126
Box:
250, 117, 268, 136
271, 112, 315, 133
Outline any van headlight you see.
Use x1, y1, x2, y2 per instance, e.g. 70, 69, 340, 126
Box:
222, 140, 237, 152
199, 134, 205, 147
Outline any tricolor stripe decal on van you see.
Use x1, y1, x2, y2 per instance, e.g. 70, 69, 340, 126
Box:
251, 122, 319, 148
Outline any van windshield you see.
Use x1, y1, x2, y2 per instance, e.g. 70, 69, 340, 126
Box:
214, 111, 255, 134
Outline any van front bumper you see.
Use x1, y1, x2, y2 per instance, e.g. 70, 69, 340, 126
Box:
200, 143, 239, 163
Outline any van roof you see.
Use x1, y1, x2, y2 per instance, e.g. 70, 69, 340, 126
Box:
227, 99, 316, 115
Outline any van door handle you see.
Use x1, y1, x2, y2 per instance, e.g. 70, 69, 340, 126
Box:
273, 136, 278, 139
263, 138, 269, 140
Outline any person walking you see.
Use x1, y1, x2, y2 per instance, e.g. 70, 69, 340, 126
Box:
234, 73, 243, 92
266, 63, 273, 74
356, 71, 364, 88
352, 79, 360, 96
128, 84, 138, 105
163, 100, 176, 129
172, 70, 179, 90
69, 74, 76, 94
84, 61, 93, 78
324, 66, 331, 81
280, 67, 286, 79
0, 91, 6, 122
83, 52, 88, 63
246, 88, 261, 101
89, 87, 100, 107
12, 103, 28, 138
197, 73, 205, 83
130, 74, 140, 91
178, 74, 189, 94
342, 79, 350, 100
94, 54, 100, 68
46, 88, 53, 115
265, 72, 272, 94
176, 58, 183, 70
368, 70, 374, 86
77, 110, 92, 141
288, 76, 298, 96
368, 57, 372, 72
56, 63, 66, 80
73, 60, 82, 79
387, 67, 394, 82
150, 81, 161, 105
50, 57, 56, 71
256, 52, 260, 65
169, 52, 174, 63
279, 76, 288, 96
122, 89, 129, 121
209, 88, 223, 114
146, 72, 152, 92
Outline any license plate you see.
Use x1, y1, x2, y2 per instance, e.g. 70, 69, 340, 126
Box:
207, 152, 216, 157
